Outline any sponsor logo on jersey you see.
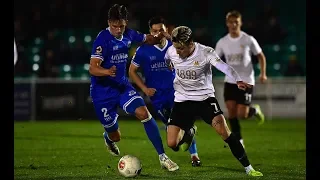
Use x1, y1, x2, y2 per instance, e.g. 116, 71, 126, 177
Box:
95, 46, 102, 55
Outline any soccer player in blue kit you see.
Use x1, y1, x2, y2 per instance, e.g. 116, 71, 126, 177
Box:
89, 4, 179, 171
129, 17, 201, 167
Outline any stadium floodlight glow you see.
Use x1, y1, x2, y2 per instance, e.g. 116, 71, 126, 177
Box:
34, 37, 41, 45
64, 73, 72, 80
33, 54, 40, 62
81, 74, 89, 80
273, 63, 281, 70
83, 63, 89, 70
32, 64, 39, 71
69, 36, 76, 43
84, 35, 91, 43
32, 47, 39, 54
290, 45, 297, 52
63, 65, 71, 72
273, 45, 280, 52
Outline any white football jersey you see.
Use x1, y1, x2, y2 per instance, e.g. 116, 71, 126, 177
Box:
165, 42, 227, 102
215, 31, 262, 85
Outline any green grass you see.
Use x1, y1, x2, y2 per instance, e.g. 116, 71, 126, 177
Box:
14, 119, 306, 180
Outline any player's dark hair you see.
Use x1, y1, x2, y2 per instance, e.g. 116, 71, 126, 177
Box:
171, 26, 193, 46
108, 4, 128, 21
148, 16, 166, 29
226, 10, 242, 20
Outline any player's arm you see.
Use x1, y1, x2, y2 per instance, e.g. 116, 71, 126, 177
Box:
256, 52, 267, 82
129, 50, 156, 96
128, 28, 171, 45
89, 58, 116, 77
250, 36, 267, 83
89, 33, 116, 77
144, 32, 171, 45
14, 38, 18, 66
208, 49, 252, 90
164, 49, 174, 71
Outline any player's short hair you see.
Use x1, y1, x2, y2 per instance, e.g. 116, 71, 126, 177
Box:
226, 10, 242, 20
148, 16, 166, 29
171, 26, 193, 46
108, 4, 128, 21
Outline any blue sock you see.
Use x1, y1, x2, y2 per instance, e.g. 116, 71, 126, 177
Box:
143, 118, 165, 155
188, 138, 198, 155
103, 132, 113, 144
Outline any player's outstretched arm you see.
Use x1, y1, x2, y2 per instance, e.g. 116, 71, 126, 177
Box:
89, 58, 116, 77
144, 31, 171, 45
208, 49, 252, 90
128, 63, 156, 97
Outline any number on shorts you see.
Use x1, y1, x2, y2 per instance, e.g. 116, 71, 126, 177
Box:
101, 108, 108, 118
245, 93, 252, 102
211, 103, 219, 113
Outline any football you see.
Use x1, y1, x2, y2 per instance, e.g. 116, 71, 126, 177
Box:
118, 155, 142, 178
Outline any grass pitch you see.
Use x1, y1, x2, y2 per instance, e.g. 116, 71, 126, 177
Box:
14, 118, 305, 180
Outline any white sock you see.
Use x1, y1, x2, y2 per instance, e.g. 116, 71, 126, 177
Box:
190, 153, 199, 158
245, 165, 254, 174
159, 153, 166, 160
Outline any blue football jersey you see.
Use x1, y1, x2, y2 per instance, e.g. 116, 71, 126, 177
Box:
90, 27, 146, 88
131, 40, 174, 90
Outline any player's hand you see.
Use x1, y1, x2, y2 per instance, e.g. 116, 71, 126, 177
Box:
142, 88, 157, 97
236, 81, 252, 91
160, 31, 171, 40
165, 59, 174, 71
259, 74, 267, 83
107, 65, 117, 77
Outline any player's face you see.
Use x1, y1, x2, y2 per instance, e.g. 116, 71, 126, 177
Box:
226, 16, 242, 34
150, 23, 167, 39
173, 42, 193, 59
108, 20, 127, 38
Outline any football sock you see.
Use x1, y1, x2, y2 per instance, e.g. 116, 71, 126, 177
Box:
224, 133, 250, 167
103, 132, 113, 144
248, 106, 257, 118
143, 118, 165, 155
244, 164, 254, 173
188, 139, 198, 155
229, 118, 242, 140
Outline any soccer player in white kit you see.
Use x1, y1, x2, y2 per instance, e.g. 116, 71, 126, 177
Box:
165, 26, 263, 177
215, 10, 267, 147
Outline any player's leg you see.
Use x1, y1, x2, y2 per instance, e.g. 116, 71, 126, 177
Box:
237, 87, 265, 125
120, 88, 178, 171
201, 97, 263, 177
155, 98, 201, 166
166, 97, 201, 167
167, 101, 197, 152
224, 83, 243, 142
92, 99, 121, 156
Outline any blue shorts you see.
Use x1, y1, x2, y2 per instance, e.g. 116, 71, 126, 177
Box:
150, 89, 174, 123
91, 85, 145, 133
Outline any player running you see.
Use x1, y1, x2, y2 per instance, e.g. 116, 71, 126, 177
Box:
129, 16, 201, 167
215, 10, 267, 147
89, 4, 178, 171
165, 26, 263, 177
